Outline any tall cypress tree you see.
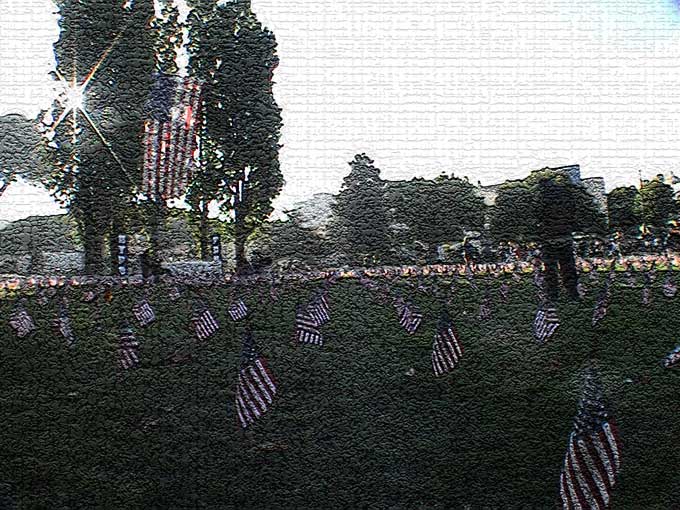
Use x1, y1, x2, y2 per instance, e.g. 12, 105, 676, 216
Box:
333, 154, 390, 265
45, 0, 155, 274
187, 0, 283, 270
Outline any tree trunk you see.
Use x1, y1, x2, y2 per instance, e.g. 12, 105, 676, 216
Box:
198, 202, 210, 261
83, 219, 104, 274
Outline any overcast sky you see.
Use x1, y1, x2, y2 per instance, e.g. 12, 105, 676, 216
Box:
1, 0, 680, 221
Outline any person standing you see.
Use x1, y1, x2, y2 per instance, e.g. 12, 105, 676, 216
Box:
534, 177, 580, 301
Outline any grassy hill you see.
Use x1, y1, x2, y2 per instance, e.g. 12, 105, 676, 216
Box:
0, 274, 679, 509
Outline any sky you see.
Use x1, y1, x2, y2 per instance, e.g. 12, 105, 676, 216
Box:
1, 0, 680, 221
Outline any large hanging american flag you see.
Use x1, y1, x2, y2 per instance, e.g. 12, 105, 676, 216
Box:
395, 299, 423, 335
559, 367, 621, 510
53, 302, 76, 348
118, 324, 140, 370
295, 304, 323, 346
133, 299, 156, 327
235, 332, 278, 429
228, 299, 248, 321
534, 305, 560, 344
9, 309, 35, 338
192, 306, 219, 341
432, 312, 464, 377
143, 73, 202, 200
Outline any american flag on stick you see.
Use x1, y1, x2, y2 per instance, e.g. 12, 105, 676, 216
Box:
118, 324, 140, 370
235, 331, 278, 429
662, 275, 677, 298
534, 305, 560, 344
228, 299, 248, 321
642, 273, 652, 306
9, 308, 35, 338
479, 289, 493, 320
295, 304, 323, 346
432, 312, 463, 377
133, 299, 156, 327
559, 367, 621, 510
308, 291, 330, 326
395, 298, 423, 335
192, 305, 219, 341
592, 277, 612, 327
143, 73, 201, 200
53, 302, 76, 348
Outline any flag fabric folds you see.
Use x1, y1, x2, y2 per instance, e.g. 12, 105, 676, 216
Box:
9, 309, 35, 338
235, 332, 278, 429
308, 291, 330, 326
143, 74, 201, 200
559, 367, 621, 510
133, 299, 156, 327
534, 305, 560, 344
192, 306, 219, 341
118, 324, 140, 370
228, 299, 248, 321
295, 304, 323, 345
295, 291, 331, 345
432, 312, 463, 377
395, 298, 423, 335
53, 302, 76, 348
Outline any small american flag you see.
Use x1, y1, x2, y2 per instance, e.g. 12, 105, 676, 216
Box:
592, 279, 611, 327
395, 299, 423, 335
534, 305, 560, 344
559, 367, 621, 510
479, 290, 493, 320
118, 324, 140, 370
228, 299, 248, 321
663, 344, 680, 368
169, 286, 182, 302
662, 275, 677, 298
432, 313, 463, 377
235, 332, 278, 429
499, 282, 510, 302
308, 291, 330, 326
577, 282, 587, 300
192, 307, 219, 341
143, 73, 201, 200
133, 299, 156, 327
295, 304, 323, 346
642, 273, 652, 306
53, 302, 76, 348
9, 309, 35, 338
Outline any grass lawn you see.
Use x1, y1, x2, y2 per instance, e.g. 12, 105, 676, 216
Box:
1, 272, 679, 509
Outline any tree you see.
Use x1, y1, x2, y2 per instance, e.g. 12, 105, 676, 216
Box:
333, 154, 390, 265
388, 175, 486, 259
45, 0, 155, 274
635, 176, 676, 230
186, 0, 283, 271
607, 186, 640, 234
490, 182, 537, 243
0, 114, 49, 197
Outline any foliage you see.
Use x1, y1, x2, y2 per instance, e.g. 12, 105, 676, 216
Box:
635, 176, 677, 230
45, 0, 156, 273
333, 154, 390, 265
1, 276, 680, 507
0, 114, 50, 196
607, 186, 641, 235
388, 175, 486, 256
491, 170, 607, 243
186, 0, 283, 269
